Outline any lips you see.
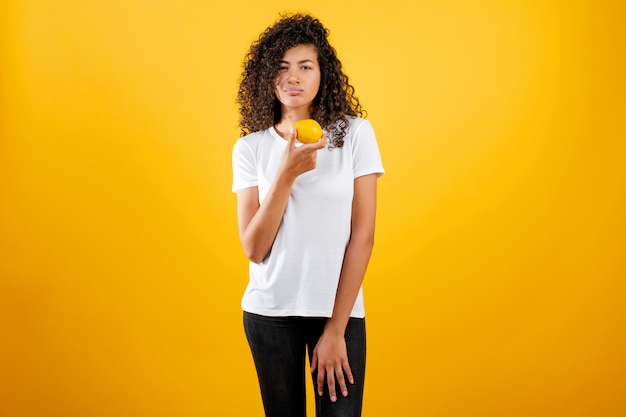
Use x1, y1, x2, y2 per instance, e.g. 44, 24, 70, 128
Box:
286, 89, 302, 95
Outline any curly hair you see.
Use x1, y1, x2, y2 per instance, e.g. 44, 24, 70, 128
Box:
237, 13, 365, 148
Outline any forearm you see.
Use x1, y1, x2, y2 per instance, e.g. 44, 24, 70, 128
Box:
325, 174, 378, 335
325, 234, 374, 335
240, 174, 294, 263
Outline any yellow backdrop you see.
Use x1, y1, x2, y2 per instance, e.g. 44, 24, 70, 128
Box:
1, 1, 624, 416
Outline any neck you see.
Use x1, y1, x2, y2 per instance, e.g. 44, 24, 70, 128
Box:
275, 106, 312, 137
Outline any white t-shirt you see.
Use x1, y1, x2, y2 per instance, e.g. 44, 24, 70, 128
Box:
232, 117, 384, 318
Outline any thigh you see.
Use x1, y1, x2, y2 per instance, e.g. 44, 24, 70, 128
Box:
243, 312, 307, 417
307, 317, 367, 417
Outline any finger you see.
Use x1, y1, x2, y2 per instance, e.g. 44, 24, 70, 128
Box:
326, 366, 337, 402
310, 350, 318, 374
319, 133, 327, 148
317, 367, 326, 397
343, 358, 354, 385
300, 133, 326, 151
335, 363, 348, 398
310, 133, 326, 150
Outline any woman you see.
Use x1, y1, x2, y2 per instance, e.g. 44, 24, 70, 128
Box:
232, 13, 384, 417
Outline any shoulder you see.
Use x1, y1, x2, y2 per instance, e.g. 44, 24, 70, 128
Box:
235, 129, 271, 147
233, 129, 273, 154
344, 117, 375, 139
338, 117, 376, 146
342, 116, 370, 131
326, 117, 372, 147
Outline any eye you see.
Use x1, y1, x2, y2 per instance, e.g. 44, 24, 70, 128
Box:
278, 65, 289, 71
300, 65, 313, 70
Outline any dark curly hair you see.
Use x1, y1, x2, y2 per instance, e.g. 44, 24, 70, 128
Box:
237, 13, 365, 148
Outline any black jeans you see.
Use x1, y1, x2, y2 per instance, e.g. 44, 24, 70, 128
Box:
243, 312, 366, 417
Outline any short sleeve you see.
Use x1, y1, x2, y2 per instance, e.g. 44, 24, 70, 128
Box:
352, 119, 385, 179
232, 139, 258, 192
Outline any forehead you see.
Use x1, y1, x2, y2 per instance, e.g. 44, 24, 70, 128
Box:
281, 44, 318, 62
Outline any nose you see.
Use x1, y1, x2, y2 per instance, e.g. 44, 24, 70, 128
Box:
287, 68, 299, 83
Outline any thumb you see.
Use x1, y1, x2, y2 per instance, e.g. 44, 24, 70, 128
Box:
286, 127, 297, 149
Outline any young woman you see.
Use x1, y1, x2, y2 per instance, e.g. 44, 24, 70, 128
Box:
232, 13, 384, 417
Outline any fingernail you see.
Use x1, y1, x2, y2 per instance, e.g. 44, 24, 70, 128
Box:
342, 390, 348, 397
331, 395, 337, 402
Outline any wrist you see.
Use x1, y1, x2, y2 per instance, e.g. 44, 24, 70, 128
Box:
324, 319, 346, 337
276, 168, 297, 187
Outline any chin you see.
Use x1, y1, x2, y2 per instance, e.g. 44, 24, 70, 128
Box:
280, 98, 313, 109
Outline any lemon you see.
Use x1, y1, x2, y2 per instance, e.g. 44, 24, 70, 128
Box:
294, 119, 323, 143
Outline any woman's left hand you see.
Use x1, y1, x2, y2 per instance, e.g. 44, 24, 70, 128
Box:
310, 329, 354, 402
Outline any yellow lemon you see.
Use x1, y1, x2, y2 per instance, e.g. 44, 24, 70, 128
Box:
294, 119, 323, 143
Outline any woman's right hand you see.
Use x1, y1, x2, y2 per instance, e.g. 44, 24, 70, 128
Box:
278, 128, 327, 183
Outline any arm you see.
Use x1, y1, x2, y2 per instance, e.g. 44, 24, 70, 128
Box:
310, 173, 378, 401
236, 130, 326, 264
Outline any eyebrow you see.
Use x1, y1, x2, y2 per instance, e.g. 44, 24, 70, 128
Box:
280, 59, 315, 64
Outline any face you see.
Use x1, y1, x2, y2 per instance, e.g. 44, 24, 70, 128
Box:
274, 44, 321, 113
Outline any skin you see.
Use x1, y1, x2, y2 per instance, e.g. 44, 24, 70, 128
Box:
236, 44, 378, 403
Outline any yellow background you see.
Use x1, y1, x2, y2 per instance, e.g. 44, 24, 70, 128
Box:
1, 0, 624, 416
